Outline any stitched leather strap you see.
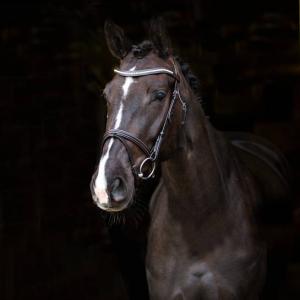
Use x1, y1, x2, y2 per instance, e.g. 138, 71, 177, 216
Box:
103, 129, 152, 157
114, 68, 180, 82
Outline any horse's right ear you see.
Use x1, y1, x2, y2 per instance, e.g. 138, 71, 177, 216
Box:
104, 20, 130, 59
149, 17, 171, 58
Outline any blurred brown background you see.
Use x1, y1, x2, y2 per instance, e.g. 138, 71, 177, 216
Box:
0, 0, 299, 299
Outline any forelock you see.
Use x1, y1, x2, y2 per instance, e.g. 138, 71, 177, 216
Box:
131, 40, 155, 59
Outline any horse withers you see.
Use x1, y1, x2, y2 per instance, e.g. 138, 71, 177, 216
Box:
91, 20, 289, 299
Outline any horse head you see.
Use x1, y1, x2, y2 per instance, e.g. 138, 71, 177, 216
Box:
91, 19, 190, 212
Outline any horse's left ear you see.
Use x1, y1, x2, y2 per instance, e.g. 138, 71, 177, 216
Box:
149, 17, 172, 58
104, 20, 130, 59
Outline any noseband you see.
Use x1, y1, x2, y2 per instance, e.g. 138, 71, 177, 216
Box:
102, 63, 187, 180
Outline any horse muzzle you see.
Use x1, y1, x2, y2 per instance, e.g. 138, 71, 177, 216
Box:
91, 142, 135, 212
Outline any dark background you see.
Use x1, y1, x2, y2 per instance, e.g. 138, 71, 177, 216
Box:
1, 0, 299, 299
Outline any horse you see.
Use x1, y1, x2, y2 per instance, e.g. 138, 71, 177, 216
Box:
91, 19, 290, 299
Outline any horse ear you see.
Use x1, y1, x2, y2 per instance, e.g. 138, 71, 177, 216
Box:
149, 17, 172, 58
104, 20, 130, 59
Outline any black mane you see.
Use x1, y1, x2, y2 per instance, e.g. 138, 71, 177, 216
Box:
131, 41, 201, 97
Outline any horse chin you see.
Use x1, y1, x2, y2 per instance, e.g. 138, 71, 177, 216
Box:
96, 202, 130, 213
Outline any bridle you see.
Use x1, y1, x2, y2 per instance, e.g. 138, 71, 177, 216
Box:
102, 61, 187, 180
102, 62, 187, 180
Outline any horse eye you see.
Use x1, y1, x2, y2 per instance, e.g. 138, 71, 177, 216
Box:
154, 91, 166, 101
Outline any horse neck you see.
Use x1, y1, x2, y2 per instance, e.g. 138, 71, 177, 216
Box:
161, 96, 232, 215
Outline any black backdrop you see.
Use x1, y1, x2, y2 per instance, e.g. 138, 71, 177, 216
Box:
1, 0, 299, 299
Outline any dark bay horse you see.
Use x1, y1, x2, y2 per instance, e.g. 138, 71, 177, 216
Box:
91, 20, 290, 299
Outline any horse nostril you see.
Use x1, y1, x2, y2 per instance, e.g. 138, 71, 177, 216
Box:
110, 177, 127, 203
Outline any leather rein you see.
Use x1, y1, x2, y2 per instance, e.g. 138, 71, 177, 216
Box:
102, 63, 187, 180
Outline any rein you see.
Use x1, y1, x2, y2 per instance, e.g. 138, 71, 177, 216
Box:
102, 62, 187, 180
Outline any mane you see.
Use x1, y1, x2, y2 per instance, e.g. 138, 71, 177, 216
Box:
131, 41, 201, 98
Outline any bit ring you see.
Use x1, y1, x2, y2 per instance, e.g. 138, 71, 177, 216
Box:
138, 157, 156, 180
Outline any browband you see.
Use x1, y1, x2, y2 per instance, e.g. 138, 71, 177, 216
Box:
114, 68, 180, 81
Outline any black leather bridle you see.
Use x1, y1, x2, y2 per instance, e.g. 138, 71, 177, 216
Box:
102, 62, 187, 180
